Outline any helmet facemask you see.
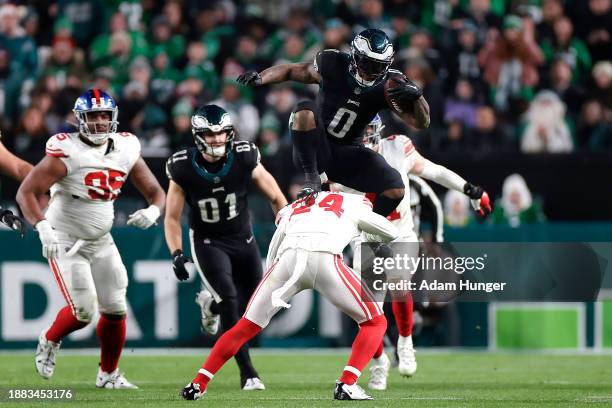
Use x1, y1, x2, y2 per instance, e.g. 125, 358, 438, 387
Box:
363, 116, 385, 149
350, 32, 394, 87
75, 108, 118, 145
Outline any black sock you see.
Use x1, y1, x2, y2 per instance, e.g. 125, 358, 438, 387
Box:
291, 128, 321, 190
373, 194, 403, 217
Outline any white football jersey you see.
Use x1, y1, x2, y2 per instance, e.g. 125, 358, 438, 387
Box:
44, 132, 141, 239
332, 135, 418, 239
269, 191, 399, 260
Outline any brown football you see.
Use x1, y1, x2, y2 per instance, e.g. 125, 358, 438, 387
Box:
384, 73, 414, 115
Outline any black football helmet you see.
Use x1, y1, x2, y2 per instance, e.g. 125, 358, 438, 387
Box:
350, 28, 394, 87
191, 104, 235, 157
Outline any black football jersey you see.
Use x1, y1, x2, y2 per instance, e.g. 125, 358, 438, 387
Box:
314, 49, 393, 145
166, 141, 260, 239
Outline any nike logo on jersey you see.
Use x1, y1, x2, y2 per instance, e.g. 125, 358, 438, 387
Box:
347, 99, 360, 106
212, 186, 225, 193
246, 236, 254, 244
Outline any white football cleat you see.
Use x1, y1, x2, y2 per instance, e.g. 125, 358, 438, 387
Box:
35, 329, 60, 379
397, 335, 417, 376
242, 377, 266, 391
96, 367, 138, 389
195, 290, 220, 335
368, 353, 390, 390
334, 381, 373, 400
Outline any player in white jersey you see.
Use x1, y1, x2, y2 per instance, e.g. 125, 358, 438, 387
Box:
16, 89, 166, 389
334, 114, 491, 390
181, 191, 400, 401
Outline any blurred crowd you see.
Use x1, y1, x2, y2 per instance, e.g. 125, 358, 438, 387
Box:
0, 0, 609, 226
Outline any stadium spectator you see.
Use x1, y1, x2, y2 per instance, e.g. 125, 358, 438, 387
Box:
588, 61, 612, 108
148, 15, 185, 65
169, 98, 193, 151
445, 21, 484, 95
544, 59, 585, 118
578, 0, 611, 64
261, 7, 319, 63
537, 0, 565, 43
443, 190, 472, 227
490, 173, 546, 227
0, 4, 38, 124
580, 99, 612, 149
150, 48, 182, 109
450, 0, 502, 44
52, 0, 106, 48
211, 79, 259, 142
540, 16, 591, 82
14, 107, 48, 157
90, 12, 148, 67
520, 90, 574, 153
470, 104, 513, 152
444, 78, 479, 129
478, 15, 543, 111
42, 36, 87, 90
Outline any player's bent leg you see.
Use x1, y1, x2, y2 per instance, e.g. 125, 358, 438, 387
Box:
183, 251, 303, 399
290, 101, 326, 191
37, 256, 94, 379
314, 253, 386, 400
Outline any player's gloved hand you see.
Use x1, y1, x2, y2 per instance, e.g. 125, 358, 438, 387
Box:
387, 79, 423, 104
127, 205, 161, 229
172, 249, 192, 281
0, 208, 26, 237
464, 183, 492, 217
236, 71, 262, 86
35, 219, 61, 259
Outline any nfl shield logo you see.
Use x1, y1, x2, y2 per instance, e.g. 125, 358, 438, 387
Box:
214, 177, 221, 183
354, 87, 361, 94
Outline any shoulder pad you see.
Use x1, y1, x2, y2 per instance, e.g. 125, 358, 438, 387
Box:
384, 134, 415, 156
45, 133, 74, 158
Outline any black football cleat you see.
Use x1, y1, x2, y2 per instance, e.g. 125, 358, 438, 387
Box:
181, 382, 205, 400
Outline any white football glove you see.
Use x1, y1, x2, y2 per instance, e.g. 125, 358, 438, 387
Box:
35, 219, 61, 259
127, 205, 160, 229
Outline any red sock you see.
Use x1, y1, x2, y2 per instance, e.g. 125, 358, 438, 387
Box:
46, 306, 88, 343
97, 314, 126, 373
392, 293, 413, 337
373, 341, 384, 359
340, 314, 387, 385
193, 318, 262, 389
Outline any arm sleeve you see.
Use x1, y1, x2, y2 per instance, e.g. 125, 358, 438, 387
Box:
418, 159, 467, 193
410, 176, 444, 243
357, 210, 400, 243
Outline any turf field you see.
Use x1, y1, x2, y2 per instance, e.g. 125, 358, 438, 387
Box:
0, 351, 610, 407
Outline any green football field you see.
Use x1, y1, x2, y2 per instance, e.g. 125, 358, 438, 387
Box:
0, 351, 610, 407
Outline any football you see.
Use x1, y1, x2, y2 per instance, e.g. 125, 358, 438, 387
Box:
384, 73, 415, 115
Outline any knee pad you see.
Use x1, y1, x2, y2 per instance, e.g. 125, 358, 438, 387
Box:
70, 263, 96, 323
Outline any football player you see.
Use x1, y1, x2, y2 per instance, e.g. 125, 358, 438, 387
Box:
237, 28, 430, 219
337, 115, 491, 390
181, 191, 400, 401
0, 136, 32, 235
16, 88, 166, 389
164, 104, 287, 391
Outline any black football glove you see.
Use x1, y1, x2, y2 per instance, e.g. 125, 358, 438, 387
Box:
0, 208, 26, 237
463, 183, 492, 217
172, 249, 192, 281
387, 79, 423, 104
236, 71, 262, 86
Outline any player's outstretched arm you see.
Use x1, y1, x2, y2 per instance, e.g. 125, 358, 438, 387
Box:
127, 157, 166, 229
251, 164, 288, 215
237, 62, 321, 86
0, 140, 33, 182
358, 210, 400, 243
409, 150, 491, 216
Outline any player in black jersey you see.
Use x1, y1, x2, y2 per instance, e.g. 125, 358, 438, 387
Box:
237, 28, 430, 218
164, 104, 287, 391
